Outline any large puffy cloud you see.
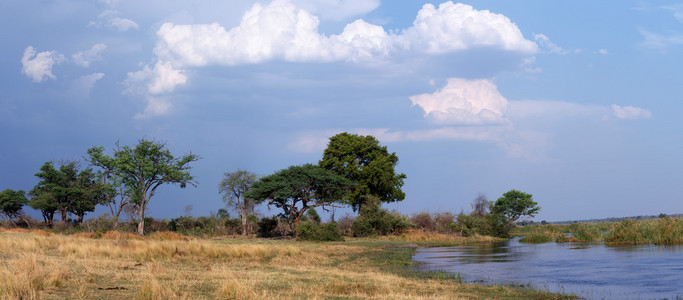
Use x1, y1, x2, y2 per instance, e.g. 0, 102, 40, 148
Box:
154, 0, 535, 67
21, 46, 65, 82
153, 1, 390, 67
410, 78, 509, 125
398, 2, 537, 54
127, 0, 538, 116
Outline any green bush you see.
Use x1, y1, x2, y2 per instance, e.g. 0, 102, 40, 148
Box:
352, 196, 411, 237
296, 222, 344, 241
454, 212, 508, 238
257, 216, 280, 238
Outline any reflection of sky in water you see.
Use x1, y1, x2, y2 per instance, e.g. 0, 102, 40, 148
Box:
413, 238, 683, 300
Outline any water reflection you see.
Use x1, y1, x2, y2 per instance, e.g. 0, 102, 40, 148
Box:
413, 238, 683, 300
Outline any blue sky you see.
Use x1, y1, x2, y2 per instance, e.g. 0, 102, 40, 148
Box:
2, 0, 682, 222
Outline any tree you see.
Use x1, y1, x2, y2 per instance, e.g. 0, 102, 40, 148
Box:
30, 161, 104, 224
247, 164, 354, 227
87, 139, 199, 235
0, 189, 29, 227
218, 169, 257, 236
471, 193, 491, 217
492, 189, 541, 227
319, 132, 406, 212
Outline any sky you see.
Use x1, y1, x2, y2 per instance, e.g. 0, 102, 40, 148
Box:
2, 0, 682, 222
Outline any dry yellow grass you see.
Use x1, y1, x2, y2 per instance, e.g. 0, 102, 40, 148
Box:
0, 230, 567, 299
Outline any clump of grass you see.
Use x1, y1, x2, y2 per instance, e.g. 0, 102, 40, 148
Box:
0, 255, 45, 299
383, 229, 504, 246
520, 231, 563, 243
563, 223, 603, 242
605, 217, 683, 245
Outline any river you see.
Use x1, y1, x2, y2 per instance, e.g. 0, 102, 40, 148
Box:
412, 238, 683, 299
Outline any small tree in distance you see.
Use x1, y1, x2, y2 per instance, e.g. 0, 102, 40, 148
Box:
492, 189, 540, 228
218, 169, 258, 236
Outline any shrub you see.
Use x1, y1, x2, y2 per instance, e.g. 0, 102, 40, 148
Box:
296, 222, 344, 242
454, 212, 508, 238
411, 212, 436, 232
352, 197, 411, 237
434, 212, 456, 233
337, 214, 355, 236
257, 216, 280, 238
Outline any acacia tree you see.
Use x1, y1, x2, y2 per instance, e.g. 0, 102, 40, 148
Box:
0, 189, 29, 227
319, 132, 406, 212
492, 189, 541, 228
247, 164, 354, 227
218, 169, 257, 236
88, 139, 199, 235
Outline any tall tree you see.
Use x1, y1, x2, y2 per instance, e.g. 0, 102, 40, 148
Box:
0, 189, 29, 227
87, 139, 199, 235
319, 132, 406, 212
492, 189, 541, 228
218, 169, 257, 236
247, 164, 354, 227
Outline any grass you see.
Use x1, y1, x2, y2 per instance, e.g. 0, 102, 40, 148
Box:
0, 228, 572, 299
512, 217, 683, 245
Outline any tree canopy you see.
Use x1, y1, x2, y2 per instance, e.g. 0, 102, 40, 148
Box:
492, 189, 541, 227
87, 139, 199, 235
319, 132, 406, 211
0, 189, 29, 226
247, 164, 354, 226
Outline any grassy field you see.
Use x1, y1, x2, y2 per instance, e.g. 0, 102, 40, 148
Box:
0, 228, 571, 299
512, 217, 683, 245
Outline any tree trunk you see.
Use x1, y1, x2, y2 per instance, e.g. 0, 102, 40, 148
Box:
137, 204, 145, 235
60, 208, 68, 222
77, 213, 84, 223
241, 211, 248, 236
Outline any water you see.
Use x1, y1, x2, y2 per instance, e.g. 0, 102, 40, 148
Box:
412, 238, 683, 300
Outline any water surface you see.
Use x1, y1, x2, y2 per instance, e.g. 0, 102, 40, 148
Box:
412, 238, 683, 299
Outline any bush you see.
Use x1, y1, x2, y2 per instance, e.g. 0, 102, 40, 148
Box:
411, 212, 436, 232
434, 212, 456, 233
454, 212, 508, 238
337, 214, 355, 236
296, 222, 344, 241
352, 196, 411, 237
257, 216, 280, 238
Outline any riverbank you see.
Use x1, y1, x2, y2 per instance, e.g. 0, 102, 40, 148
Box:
0, 228, 571, 299
512, 216, 683, 245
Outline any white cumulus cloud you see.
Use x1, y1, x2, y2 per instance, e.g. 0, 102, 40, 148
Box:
409, 78, 509, 125
21, 46, 65, 82
152, 0, 536, 68
399, 2, 537, 54
72, 43, 107, 67
612, 104, 652, 120
125, 61, 187, 95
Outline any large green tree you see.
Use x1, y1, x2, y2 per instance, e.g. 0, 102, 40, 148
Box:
319, 132, 406, 212
492, 189, 541, 227
30, 161, 104, 224
247, 164, 354, 227
0, 189, 29, 226
218, 169, 258, 236
87, 139, 199, 235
